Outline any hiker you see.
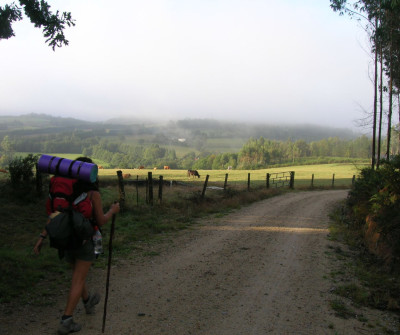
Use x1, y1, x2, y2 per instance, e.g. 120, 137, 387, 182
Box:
33, 157, 120, 335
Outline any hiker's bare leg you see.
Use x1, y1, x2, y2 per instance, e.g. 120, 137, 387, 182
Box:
64, 260, 92, 315
68, 263, 90, 301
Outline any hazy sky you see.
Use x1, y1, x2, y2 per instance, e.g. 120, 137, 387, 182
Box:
0, 0, 373, 129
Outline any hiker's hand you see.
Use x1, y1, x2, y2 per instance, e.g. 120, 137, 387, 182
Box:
110, 202, 120, 214
33, 238, 43, 255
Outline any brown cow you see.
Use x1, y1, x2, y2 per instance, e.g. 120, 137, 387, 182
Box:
98, 165, 104, 169
138, 166, 145, 169
123, 173, 131, 179
0, 169, 8, 173
164, 166, 170, 170
187, 170, 200, 178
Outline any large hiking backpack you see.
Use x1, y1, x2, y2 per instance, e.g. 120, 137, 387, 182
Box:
45, 176, 94, 252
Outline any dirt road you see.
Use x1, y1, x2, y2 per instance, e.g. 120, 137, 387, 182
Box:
2, 190, 399, 334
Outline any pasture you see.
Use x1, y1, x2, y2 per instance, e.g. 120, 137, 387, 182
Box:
98, 163, 367, 189
0, 158, 367, 188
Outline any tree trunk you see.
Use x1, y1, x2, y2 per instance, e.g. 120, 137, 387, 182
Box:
372, 16, 379, 169
386, 75, 393, 159
386, 26, 393, 160
398, 93, 400, 154
377, 45, 384, 168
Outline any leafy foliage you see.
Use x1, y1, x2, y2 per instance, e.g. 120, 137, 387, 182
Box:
369, 157, 400, 243
0, 3, 22, 39
236, 136, 370, 169
8, 154, 38, 192
0, 135, 14, 167
0, 0, 75, 49
347, 155, 400, 260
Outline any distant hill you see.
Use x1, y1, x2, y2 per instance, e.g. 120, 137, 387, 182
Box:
0, 113, 369, 169
172, 119, 360, 142
0, 113, 361, 143
0, 113, 101, 135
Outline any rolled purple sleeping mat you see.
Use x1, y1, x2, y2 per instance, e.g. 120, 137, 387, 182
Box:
38, 155, 98, 183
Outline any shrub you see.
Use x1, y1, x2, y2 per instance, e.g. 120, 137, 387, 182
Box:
347, 155, 400, 261
347, 167, 385, 224
8, 154, 38, 186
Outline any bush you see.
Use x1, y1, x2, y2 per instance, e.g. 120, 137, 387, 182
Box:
8, 154, 38, 186
347, 155, 400, 260
347, 167, 385, 224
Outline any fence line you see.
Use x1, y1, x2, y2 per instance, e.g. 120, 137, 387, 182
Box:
115, 171, 356, 207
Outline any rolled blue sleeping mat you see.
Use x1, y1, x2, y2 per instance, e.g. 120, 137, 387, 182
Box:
38, 155, 98, 183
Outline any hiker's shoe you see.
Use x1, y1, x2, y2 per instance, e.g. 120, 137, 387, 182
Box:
57, 317, 81, 335
84, 292, 101, 314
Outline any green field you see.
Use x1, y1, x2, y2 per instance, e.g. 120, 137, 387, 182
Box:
4, 153, 368, 188
98, 163, 367, 188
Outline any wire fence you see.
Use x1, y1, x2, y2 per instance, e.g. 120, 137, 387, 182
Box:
111, 170, 355, 210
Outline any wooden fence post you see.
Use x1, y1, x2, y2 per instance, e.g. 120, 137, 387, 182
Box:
332, 174, 335, 188
289, 171, 295, 189
247, 173, 251, 191
223, 173, 228, 190
352, 175, 355, 186
201, 175, 209, 199
148, 171, 153, 205
116, 170, 125, 211
266, 173, 270, 189
145, 178, 148, 203
136, 175, 139, 206
311, 174, 314, 188
158, 175, 163, 203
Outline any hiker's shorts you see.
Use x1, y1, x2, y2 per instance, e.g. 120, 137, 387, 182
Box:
64, 240, 95, 263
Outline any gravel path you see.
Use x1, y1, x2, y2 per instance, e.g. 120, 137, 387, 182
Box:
2, 190, 399, 334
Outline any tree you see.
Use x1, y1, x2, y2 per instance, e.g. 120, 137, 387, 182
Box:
330, 0, 400, 166
0, 135, 15, 167
8, 154, 38, 187
294, 140, 310, 158
0, 0, 74, 50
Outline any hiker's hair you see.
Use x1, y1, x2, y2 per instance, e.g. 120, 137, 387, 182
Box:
74, 156, 99, 192
76, 156, 93, 164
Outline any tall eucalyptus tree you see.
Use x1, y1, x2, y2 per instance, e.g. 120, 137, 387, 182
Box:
330, 0, 380, 168
330, 0, 400, 165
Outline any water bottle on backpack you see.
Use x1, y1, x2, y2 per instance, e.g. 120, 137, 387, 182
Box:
93, 226, 103, 255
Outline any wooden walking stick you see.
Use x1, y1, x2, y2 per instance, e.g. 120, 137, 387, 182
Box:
102, 212, 116, 333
